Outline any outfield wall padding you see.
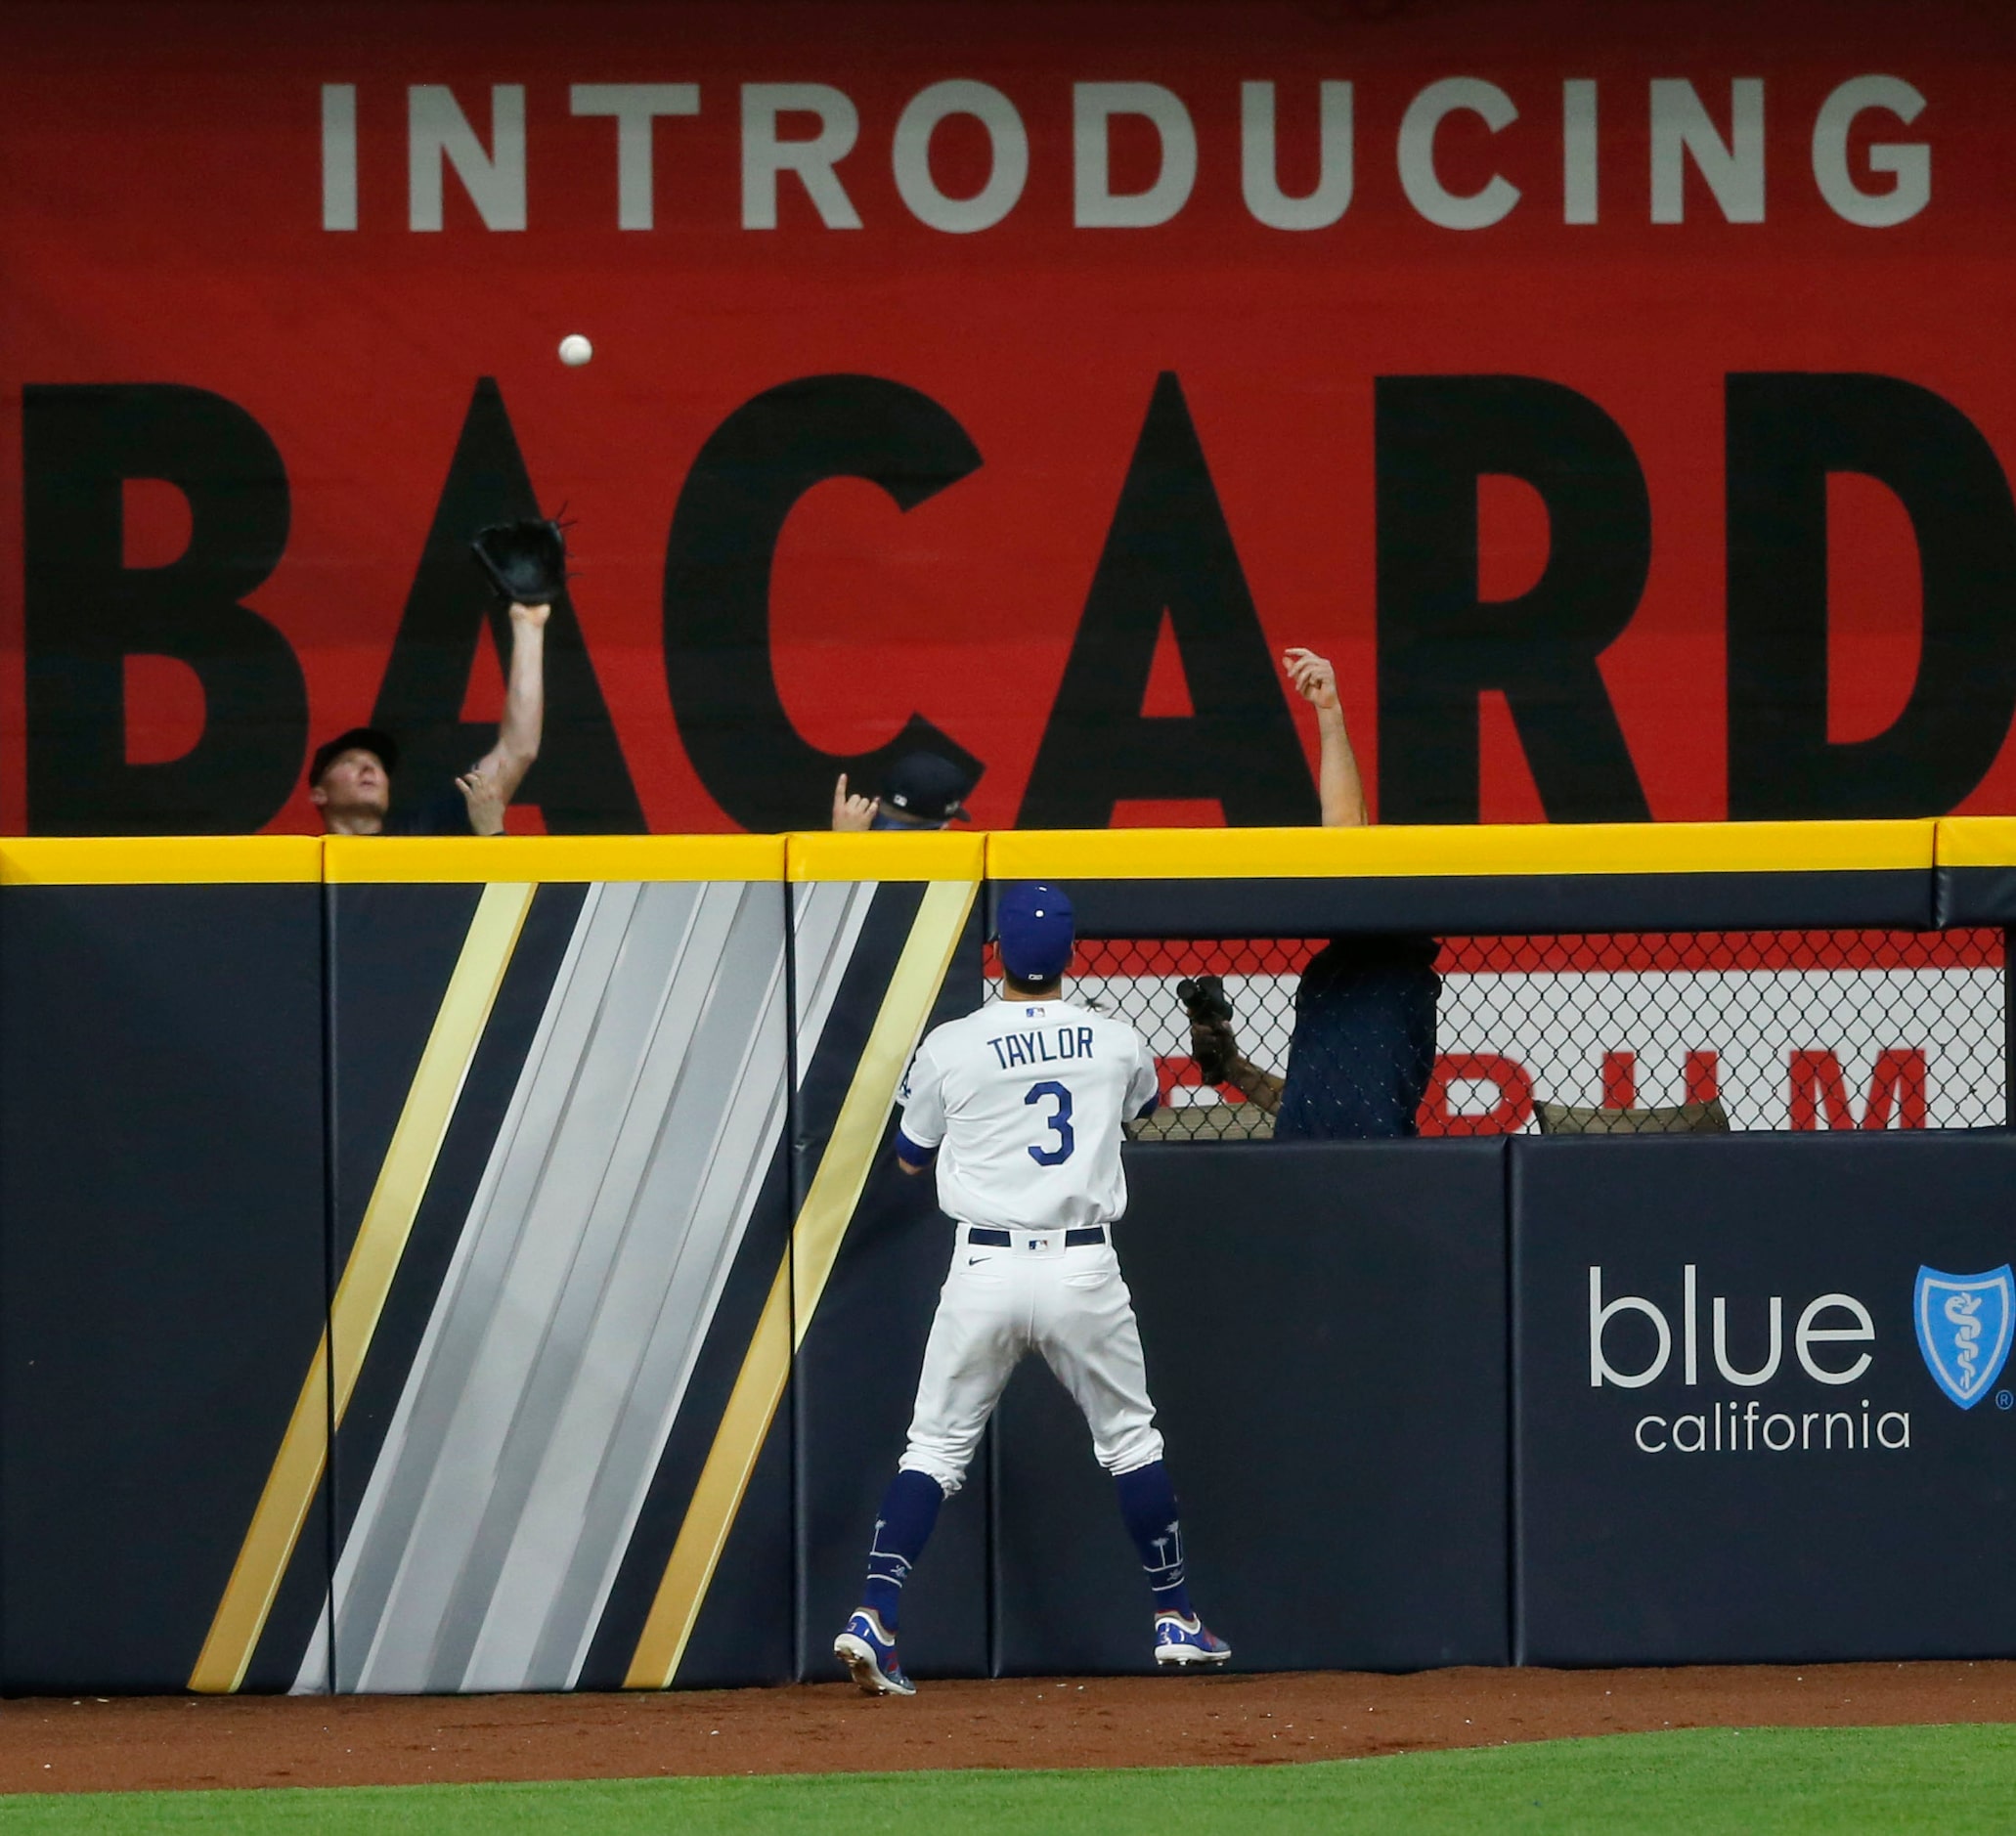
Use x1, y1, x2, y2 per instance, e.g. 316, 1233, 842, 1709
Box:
991, 1142, 1511, 1675
0, 881, 327, 1693
1059, 869, 1936, 940
319, 874, 798, 1695
0, 824, 2007, 1692
988, 822, 1941, 938
1512, 1132, 2016, 1667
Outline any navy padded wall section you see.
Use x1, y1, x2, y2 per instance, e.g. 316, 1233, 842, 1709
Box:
0, 884, 326, 1692
1938, 864, 2016, 926
1064, 871, 1934, 940
991, 1140, 1510, 1676
1514, 1132, 2016, 1665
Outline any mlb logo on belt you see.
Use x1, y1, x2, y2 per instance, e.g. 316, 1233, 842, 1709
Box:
1914, 1265, 2015, 1409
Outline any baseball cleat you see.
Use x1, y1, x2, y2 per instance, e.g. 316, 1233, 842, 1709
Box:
1154, 1611, 1232, 1668
834, 1609, 916, 1696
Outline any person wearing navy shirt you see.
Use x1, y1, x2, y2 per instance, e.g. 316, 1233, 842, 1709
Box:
309, 599, 548, 836
1187, 648, 1442, 1140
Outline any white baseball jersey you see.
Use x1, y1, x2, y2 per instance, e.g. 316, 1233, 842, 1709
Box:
898, 996, 1160, 1234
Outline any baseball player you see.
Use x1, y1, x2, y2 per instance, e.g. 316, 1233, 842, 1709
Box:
834, 882, 1230, 1695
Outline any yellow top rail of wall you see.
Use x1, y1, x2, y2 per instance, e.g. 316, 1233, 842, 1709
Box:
0, 817, 1997, 885
321, 835, 787, 884
1936, 818, 2016, 867
986, 820, 1938, 881
0, 837, 327, 884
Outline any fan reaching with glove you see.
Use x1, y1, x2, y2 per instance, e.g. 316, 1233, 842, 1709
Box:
1177, 974, 1284, 1115
470, 517, 569, 609
305, 519, 555, 838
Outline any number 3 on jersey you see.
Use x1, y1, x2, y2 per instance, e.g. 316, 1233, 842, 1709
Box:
1025, 1080, 1075, 1164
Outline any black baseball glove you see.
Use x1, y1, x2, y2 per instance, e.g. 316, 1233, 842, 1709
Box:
1177, 975, 1237, 1084
470, 518, 567, 605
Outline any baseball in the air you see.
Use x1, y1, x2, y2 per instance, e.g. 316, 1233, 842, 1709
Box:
557, 333, 593, 367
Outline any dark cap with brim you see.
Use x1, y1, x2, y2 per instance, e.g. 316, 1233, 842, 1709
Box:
310, 726, 400, 787
879, 750, 981, 824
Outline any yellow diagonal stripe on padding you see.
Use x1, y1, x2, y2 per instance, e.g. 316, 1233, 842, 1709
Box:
785, 880, 980, 1340
625, 877, 977, 1690
189, 881, 535, 1694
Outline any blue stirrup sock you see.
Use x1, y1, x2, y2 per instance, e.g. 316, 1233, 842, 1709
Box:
860, 1467, 944, 1632
1113, 1460, 1195, 1620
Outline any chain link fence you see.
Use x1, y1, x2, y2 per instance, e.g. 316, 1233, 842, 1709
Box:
987, 930, 2009, 1141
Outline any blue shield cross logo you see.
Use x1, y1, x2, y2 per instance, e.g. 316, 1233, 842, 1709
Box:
1915, 1266, 2015, 1409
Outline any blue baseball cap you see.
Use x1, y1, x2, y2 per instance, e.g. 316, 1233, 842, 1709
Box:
995, 882, 1074, 983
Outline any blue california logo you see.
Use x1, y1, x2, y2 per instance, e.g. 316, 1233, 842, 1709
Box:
1914, 1266, 2015, 1410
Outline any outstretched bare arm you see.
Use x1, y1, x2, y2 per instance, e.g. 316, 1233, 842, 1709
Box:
468, 601, 549, 805
1283, 646, 1368, 828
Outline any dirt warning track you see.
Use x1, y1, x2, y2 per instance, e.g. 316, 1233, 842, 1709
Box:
3, 1662, 2015, 1795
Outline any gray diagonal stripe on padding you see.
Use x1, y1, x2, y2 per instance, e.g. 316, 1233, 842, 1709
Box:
317, 879, 789, 1692
790, 880, 873, 1089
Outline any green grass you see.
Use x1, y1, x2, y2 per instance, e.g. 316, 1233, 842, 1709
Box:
2, 1724, 2014, 1832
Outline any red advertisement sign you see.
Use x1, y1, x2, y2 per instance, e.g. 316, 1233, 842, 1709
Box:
6, 0, 2016, 834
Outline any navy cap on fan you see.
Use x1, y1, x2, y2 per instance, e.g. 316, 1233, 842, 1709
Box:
310, 726, 400, 786
994, 882, 1074, 983
878, 750, 979, 824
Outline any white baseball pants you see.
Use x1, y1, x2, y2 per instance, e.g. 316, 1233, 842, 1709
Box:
898, 1231, 1164, 1495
